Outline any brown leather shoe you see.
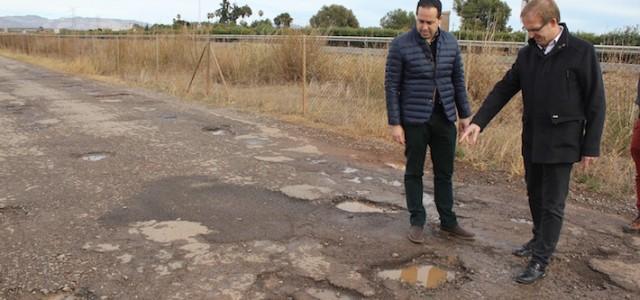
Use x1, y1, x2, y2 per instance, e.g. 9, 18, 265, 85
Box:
407, 226, 425, 244
440, 224, 475, 240
622, 215, 640, 233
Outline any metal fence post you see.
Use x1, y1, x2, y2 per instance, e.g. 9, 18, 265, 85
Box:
155, 35, 160, 82
206, 40, 211, 96
302, 35, 307, 116
116, 36, 120, 74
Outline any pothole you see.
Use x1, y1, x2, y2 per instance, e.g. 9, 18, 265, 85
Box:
99, 99, 123, 103
332, 196, 400, 214
306, 288, 353, 300
378, 264, 455, 289
281, 185, 333, 201
335, 201, 398, 214
245, 138, 268, 146
161, 114, 177, 120
510, 218, 533, 225
75, 152, 112, 162
235, 135, 271, 147
0, 205, 29, 216
254, 156, 294, 163
4, 103, 30, 114
203, 125, 232, 136
92, 92, 131, 98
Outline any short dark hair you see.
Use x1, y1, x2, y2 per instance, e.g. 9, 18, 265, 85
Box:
416, 0, 442, 18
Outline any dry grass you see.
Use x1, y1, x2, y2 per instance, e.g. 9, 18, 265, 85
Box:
0, 33, 637, 202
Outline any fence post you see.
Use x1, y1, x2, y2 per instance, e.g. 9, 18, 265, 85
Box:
365, 38, 370, 102
155, 35, 160, 82
206, 41, 211, 96
209, 42, 230, 103
302, 35, 307, 116
116, 36, 120, 74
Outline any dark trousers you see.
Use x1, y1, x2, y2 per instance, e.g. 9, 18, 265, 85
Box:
403, 111, 457, 229
631, 119, 640, 213
524, 159, 573, 266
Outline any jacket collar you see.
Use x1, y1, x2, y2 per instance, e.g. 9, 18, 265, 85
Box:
412, 26, 442, 46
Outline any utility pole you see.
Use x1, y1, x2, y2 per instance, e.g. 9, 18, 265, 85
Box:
71, 7, 76, 30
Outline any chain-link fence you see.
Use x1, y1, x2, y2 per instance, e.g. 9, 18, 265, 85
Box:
0, 33, 639, 199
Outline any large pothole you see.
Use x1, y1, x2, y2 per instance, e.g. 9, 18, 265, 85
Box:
378, 264, 455, 289
332, 196, 401, 214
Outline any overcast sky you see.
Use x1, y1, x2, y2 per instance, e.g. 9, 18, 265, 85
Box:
2, 0, 639, 34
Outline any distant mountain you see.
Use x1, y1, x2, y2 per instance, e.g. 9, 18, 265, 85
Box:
0, 15, 146, 31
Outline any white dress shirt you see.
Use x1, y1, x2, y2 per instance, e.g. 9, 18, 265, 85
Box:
538, 26, 564, 55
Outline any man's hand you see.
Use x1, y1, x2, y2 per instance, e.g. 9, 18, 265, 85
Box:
459, 124, 481, 144
389, 125, 405, 145
580, 156, 598, 171
458, 117, 471, 135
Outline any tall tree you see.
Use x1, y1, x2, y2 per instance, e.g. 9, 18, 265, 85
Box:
214, 0, 232, 24
213, 0, 252, 25
231, 4, 252, 24
453, 0, 511, 31
274, 13, 293, 28
309, 5, 359, 28
380, 9, 415, 30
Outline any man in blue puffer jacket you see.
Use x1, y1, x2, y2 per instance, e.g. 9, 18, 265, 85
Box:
385, 0, 474, 244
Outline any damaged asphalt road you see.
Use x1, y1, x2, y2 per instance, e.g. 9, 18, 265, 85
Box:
1, 55, 639, 299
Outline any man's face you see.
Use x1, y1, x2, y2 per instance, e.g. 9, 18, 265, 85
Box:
416, 6, 440, 41
521, 12, 558, 47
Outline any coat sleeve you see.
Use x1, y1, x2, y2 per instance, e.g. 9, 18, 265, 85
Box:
385, 39, 403, 126
471, 53, 523, 130
580, 45, 606, 157
635, 76, 640, 106
452, 44, 472, 119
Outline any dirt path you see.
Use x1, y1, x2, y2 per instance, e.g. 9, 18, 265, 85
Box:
0, 56, 638, 300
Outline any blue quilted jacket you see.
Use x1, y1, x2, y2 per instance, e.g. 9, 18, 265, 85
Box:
385, 27, 471, 125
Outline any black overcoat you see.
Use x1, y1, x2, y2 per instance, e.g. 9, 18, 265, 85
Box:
472, 24, 606, 163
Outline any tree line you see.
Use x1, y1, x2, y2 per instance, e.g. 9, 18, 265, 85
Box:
77, 0, 639, 46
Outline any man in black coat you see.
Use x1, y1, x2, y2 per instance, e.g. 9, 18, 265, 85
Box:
460, 0, 606, 284
385, 0, 475, 244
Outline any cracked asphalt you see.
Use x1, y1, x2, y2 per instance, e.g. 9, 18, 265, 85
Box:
1, 55, 639, 299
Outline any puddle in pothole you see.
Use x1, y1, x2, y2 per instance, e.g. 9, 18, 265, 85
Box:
378, 264, 455, 289
79, 152, 110, 161
335, 201, 398, 214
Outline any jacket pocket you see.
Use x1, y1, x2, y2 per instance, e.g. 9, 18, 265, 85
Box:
551, 115, 586, 125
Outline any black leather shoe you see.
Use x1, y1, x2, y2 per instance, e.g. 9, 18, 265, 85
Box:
512, 244, 532, 257
515, 261, 546, 284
